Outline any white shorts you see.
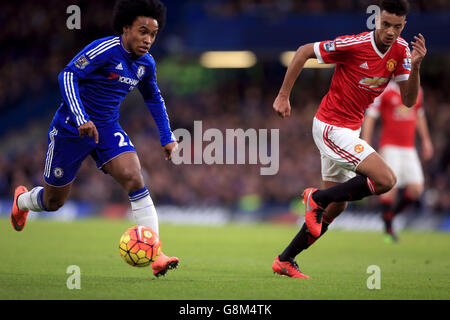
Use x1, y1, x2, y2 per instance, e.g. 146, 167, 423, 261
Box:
380, 145, 424, 187
312, 117, 375, 183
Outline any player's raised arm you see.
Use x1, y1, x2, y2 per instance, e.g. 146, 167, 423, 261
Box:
138, 61, 177, 158
416, 111, 433, 161
397, 34, 427, 108
273, 43, 316, 118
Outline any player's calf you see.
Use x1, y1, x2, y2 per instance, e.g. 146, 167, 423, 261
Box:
102, 152, 145, 193
324, 201, 347, 221
43, 197, 65, 212
40, 183, 72, 212
118, 169, 145, 193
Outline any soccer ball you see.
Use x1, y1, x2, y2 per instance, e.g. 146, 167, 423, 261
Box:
119, 226, 161, 267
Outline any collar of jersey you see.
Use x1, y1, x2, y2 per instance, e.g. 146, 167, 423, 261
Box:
370, 31, 393, 59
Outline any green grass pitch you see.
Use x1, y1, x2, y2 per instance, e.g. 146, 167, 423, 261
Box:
0, 217, 449, 300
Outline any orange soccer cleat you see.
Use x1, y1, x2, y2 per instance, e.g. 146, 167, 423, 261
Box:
272, 256, 310, 279
10, 186, 30, 232
302, 187, 326, 238
152, 252, 179, 277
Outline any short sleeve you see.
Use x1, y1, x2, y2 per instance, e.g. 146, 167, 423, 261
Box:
394, 44, 411, 82
314, 34, 362, 65
64, 37, 119, 79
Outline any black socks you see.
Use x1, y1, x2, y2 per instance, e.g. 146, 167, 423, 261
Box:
279, 220, 330, 262
382, 188, 416, 234
278, 175, 377, 262
312, 175, 374, 208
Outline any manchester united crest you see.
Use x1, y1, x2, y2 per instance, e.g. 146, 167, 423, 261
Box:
386, 59, 397, 72
354, 144, 364, 153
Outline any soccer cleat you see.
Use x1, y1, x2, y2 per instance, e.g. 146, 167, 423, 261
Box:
272, 256, 310, 279
384, 233, 399, 243
302, 187, 325, 238
10, 186, 30, 232
152, 252, 179, 277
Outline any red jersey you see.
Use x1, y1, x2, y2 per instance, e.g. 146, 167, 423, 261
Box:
314, 31, 411, 130
366, 82, 423, 148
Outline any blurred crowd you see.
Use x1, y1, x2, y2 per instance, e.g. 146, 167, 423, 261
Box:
0, 0, 112, 112
204, 0, 450, 17
0, 0, 449, 213
1, 73, 449, 213
1, 0, 449, 113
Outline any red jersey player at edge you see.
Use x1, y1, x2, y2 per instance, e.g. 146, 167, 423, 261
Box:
272, 0, 427, 279
361, 82, 433, 243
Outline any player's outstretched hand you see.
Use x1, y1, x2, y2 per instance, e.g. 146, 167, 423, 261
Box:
78, 121, 99, 144
411, 33, 427, 66
273, 94, 291, 118
163, 141, 178, 161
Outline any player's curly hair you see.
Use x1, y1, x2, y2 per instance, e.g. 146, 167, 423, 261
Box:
379, 0, 410, 16
112, 0, 167, 34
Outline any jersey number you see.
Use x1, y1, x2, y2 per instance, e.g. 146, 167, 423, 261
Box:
114, 132, 134, 147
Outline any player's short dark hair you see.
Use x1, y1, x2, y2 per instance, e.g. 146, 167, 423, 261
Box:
379, 0, 410, 16
112, 0, 167, 34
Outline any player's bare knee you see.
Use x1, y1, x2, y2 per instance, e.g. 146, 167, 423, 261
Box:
121, 169, 144, 192
388, 172, 397, 190
375, 172, 397, 194
407, 185, 423, 199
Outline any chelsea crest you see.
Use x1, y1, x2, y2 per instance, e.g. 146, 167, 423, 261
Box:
137, 66, 146, 79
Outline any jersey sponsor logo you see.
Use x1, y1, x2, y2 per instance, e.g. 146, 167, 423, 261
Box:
119, 76, 139, 86
324, 41, 336, 52
74, 55, 90, 69
137, 65, 146, 79
354, 144, 364, 153
116, 63, 123, 70
108, 72, 139, 87
386, 59, 397, 72
108, 72, 120, 79
359, 76, 389, 88
360, 62, 369, 69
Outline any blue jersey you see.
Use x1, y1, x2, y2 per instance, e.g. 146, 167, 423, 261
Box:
56, 35, 175, 146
